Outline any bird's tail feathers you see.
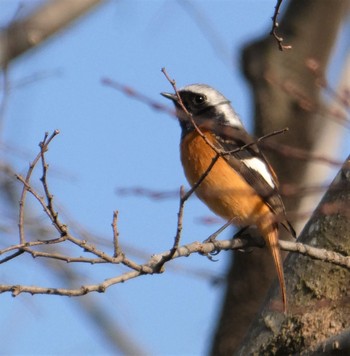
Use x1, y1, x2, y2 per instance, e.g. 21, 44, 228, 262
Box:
259, 218, 287, 313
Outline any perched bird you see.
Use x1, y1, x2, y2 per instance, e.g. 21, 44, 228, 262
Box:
161, 84, 295, 313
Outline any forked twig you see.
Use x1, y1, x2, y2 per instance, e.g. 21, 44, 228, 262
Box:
17, 130, 60, 244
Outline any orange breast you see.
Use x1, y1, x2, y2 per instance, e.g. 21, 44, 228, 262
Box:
180, 129, 271, 226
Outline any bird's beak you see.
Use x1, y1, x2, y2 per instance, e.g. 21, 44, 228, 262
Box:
160, 92, 178, 102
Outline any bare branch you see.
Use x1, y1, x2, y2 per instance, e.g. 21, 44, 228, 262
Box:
280, 240, 350, 269
101, 77, 175, 116
1, 236, 350, 297
17, 130, 60, 244
270, 0, 292, 51
5, 132, 350, 301
112, 211, 122, 257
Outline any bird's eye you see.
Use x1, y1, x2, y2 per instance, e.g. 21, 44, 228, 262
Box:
192, 95, 206, 105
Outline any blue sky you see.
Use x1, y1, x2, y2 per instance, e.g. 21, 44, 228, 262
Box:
0, 1, 349, 354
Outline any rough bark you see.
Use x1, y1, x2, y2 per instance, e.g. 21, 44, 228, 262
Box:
236, 156, 350, 354
210, 0, 349, 354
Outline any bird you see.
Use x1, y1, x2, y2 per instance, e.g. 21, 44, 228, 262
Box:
161, 84, 295, 313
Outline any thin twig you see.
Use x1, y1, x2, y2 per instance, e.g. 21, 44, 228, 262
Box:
40, 135, 55, 216
173, 186, 186, 252
101, 77, 175, 117
161, 67, 220, 153
17, 171, 143, 268
183, 153, 220, 202
116, 186, 178, 200
262, 140, 343, 167
112, 210, 122, 257
0, 237, 67, 256
270, 0, 292, 51
0, 250, 25, 264
154, 186, 186, 271
17, 131, 59, 244
15, 136, 144, 272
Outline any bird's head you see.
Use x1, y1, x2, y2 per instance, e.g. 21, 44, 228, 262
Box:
161, 84, 243, 131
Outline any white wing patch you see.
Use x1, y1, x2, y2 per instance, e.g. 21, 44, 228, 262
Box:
242, 157, 275, 188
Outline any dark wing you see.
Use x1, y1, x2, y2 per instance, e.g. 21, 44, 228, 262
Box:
199, 122, 285, 218
202, 123, 296, 237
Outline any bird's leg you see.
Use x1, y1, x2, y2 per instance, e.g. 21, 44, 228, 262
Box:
203, 217, 235, 244
201, 218, 236, 259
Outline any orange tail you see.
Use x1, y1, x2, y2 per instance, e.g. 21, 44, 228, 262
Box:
258, 219, 287, 313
